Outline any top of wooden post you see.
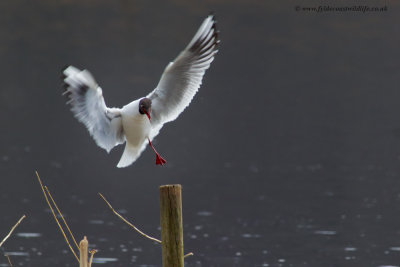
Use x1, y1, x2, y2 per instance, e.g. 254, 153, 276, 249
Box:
160, 184, 181, 189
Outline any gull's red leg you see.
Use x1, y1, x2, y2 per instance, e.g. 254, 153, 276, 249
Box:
148, 138, 166, 165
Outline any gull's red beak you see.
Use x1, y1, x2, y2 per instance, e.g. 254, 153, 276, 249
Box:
145, 110, 151, 121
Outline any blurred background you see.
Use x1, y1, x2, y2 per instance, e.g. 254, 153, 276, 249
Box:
0, 0, 399, 266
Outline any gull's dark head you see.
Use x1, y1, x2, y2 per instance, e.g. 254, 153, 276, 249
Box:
139, 98, 152, 121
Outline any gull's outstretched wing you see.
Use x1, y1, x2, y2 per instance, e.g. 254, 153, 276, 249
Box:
147, 15, 219, 139
62, 66, 125, 152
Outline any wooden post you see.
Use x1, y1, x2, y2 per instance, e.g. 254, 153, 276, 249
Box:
160, 185, 184, 267
79, 236, 88, 267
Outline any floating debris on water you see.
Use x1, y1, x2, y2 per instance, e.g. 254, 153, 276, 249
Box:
220, 236, 229, 241
117, 209, 128, 214
3, 252, 29, 256
297, 223, 314, 229
51, 161, 62, 168
194, 225, 203, 230
197, 211, 213, 216
92, 257, 118, 264
89, 219, 105, 225
314, 230, 337, 235
16, 232, 41, 238
242, 233, 261, 238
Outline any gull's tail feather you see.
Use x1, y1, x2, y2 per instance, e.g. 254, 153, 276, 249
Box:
117, 143, 145, 168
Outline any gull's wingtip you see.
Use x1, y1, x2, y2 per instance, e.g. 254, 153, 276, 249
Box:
62, 65, 81, 76
207, 13, 218, 29
61, 65, 70, 80
61, 64, 70, 72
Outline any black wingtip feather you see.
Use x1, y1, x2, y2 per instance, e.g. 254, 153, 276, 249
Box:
189, 15, 219, 54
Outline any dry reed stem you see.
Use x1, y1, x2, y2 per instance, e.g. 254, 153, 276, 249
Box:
0, 215, 26, 248
79, 237, 88, 267
98, 193, 162, 244
184, 252, 194, 258
5, 254, 12, 267
35, 171, 80, 263
45, 186, 79, 250
88, 249, 97, 267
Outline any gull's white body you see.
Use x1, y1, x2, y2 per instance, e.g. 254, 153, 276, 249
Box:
119, 100, 152, 167
62, 15, 219, 167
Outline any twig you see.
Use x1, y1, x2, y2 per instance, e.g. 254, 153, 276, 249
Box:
99, 193, 194, 257
45, 186, 80, 250
35, 171, 80, 263
98, 193, 162, 244
184, 252, 194, 258
88, 249, 97, 267
0, 215, 26, 248
5, 254, 12, 267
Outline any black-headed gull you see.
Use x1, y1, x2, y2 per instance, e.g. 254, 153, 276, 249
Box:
62, 15, 219, 168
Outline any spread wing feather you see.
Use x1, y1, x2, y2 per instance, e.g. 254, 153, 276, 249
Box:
62, 66, 124, 152
147, 15, 219, 140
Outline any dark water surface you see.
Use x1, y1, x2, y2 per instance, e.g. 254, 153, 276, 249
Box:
1, 1, 400, 266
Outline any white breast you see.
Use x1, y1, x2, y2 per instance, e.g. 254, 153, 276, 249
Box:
121, 100, 151, 146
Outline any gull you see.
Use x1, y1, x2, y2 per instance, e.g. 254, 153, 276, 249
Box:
62, 15, 219, 168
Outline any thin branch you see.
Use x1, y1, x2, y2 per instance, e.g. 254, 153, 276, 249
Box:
98, 193, 162, 244
45, 186, 80, 250
35, 171, 80, 263
0, 215, 26, 248
88, 249, 97, 267
184, 252, 194, 258
5, 254, 13, 267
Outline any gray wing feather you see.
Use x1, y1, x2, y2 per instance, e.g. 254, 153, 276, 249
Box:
147, 15, 219, 140
63, 66, 124, 152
